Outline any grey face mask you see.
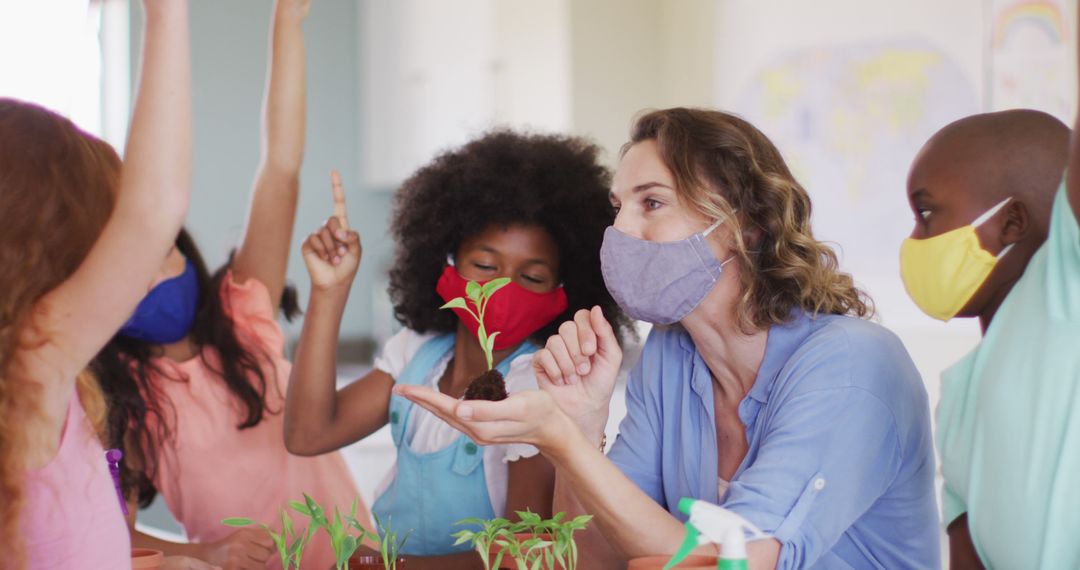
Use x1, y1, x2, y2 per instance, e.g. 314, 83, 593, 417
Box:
600, 219, 733, 324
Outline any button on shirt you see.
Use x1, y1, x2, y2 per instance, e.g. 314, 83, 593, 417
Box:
608, 310, 940, 569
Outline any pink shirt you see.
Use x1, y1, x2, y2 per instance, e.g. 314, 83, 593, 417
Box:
23, 396, 131, 569
147, 275, 367, 569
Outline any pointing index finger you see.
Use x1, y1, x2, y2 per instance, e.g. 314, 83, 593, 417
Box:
330, 169, 349, 230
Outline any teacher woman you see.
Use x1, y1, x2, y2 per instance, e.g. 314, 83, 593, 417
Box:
397, 108, 941, 569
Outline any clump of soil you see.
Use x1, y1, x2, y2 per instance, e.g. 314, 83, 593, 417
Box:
464, 369, 508, 401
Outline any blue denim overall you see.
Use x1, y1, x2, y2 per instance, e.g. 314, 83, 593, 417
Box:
371, 334, 537, 555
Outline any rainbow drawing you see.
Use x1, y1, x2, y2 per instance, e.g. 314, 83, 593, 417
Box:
992, 0, 1068, 48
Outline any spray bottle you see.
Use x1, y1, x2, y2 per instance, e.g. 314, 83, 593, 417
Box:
663, 498, 769, 570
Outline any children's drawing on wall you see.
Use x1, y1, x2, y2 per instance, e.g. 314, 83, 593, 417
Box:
990, 0, 1076, 123
735, 39, 979, 319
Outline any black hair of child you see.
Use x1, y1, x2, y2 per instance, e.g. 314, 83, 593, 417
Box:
388, 129, 634, 348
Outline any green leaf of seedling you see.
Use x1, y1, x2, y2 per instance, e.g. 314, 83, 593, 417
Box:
481, 278, 511, 299
222, 517, 257, 527
268, 531, 288, 561
303, 494, 328, 527
486, 332, 500, 355
440, 297, 468, 310
466, 281, 482, 302
289, 500, 312, 517
344, 535, 359, 558
453, 532, 474, 546
346, 515, 366, 535
289, 535, 305, 557
281, 510, 294, 537
516, 510, 542, 525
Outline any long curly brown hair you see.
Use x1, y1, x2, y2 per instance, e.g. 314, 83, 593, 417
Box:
91, 237, 300, 509
0, 98, 120, 569
627, 108, 872, 330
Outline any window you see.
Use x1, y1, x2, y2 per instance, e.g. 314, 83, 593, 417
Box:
0, 0, 130, 149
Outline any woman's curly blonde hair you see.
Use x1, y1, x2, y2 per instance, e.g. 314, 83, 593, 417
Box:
626, 108, 872, 331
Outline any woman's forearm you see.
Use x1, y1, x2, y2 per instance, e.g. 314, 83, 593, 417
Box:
553, 468, 623, 568
546, 414, 779, 568
545, 415, 685, 561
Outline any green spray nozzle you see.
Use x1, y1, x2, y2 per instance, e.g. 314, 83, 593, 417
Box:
663, 521, 700, 570
664, 498, 767, 570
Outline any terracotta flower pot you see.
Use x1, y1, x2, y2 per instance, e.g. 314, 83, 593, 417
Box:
131, 548, 164, 570
627, 554, 718, 569
487, 533, 554, 569
347, 553, 408, 569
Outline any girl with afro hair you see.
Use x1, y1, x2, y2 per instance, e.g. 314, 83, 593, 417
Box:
285, 129, 632, 566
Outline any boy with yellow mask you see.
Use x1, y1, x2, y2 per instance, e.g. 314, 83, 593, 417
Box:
899, 106, 1080, 569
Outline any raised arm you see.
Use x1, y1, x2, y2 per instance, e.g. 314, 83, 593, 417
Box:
27, 0, 191, 421
284, 172, 396, 455
231, 0, 311, 307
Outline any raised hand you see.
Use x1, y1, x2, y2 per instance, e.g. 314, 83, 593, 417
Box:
302, 170, 362, 291
276, 0, 313, 21
532, 306, 623, 436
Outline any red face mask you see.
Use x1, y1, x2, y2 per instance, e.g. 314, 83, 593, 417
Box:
436, 265, 569, 350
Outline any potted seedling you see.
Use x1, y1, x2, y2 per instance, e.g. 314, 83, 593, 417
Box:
454, 511, 593, 570
287, 493, 373, 570
440, 277, 512, 400
222, 504, 314, 570
349, 513, 411, 570
530, 512, 592, 570
452, 516, 511, 570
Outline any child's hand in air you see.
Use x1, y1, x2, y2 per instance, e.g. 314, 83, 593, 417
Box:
276, 0, 312, 21
302, 170, 362, 292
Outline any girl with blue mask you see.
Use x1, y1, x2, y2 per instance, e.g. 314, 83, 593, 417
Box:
119, 258, 200, 344
90, 2, 368, 568
398, 108, 942, 569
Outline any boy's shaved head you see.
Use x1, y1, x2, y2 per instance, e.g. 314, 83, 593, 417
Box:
905, 109, 1069, 323
909, 109, 1068, 235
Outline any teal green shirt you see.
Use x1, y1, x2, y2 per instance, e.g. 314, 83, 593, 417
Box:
937, 182, 1080, 568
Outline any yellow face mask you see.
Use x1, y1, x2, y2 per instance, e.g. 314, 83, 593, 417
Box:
899, 198, 1013, 321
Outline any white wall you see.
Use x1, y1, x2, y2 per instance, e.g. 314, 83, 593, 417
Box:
569, 0, 717, 164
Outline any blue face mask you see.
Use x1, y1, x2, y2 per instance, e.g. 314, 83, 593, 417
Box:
119, 260, 200, 344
